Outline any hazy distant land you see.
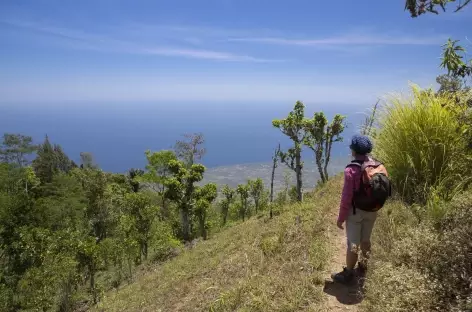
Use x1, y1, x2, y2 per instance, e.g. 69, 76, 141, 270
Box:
202, 157, 350, 194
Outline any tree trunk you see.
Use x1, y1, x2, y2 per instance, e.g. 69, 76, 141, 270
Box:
270, 161, 276, 203
181, 206, 190, 241
89, 263, 97, 304
323, 135, 332, 182
142, 241, 148, 260
222, 205, 228, 225
295, 152, 303, 201
198, 214, 207, 240
315, 148, 326, 183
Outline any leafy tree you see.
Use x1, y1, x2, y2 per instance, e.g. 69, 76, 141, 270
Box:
272, 101, 309, 201
128, 168, 144, 193
220, 185, 235, 225
33, 136, 77, 184
142, 150, 177, 218
248, 178, 264, 214
80, 152, 96, 169
194, 183, 217, 240
303, 112, 346, 183
404, 1, 472, 79
0, 133, 37, 167
405, 0, 470, 17
54, 144, 77, 172
236, 184, 250, 221
439, 39, 472, 79
436, 74, 466, 94
122, 192, 159, 261
174, 133, 206, 167
165, 159, 205, 241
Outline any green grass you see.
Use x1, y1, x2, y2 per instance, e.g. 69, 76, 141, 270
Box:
93, 176, 344, 312
374, 84, 471, 204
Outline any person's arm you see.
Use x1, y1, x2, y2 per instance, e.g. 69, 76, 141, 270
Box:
337, 167, 355, 223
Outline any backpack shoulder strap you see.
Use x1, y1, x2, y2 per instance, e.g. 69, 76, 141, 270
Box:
346, 159, 363, 169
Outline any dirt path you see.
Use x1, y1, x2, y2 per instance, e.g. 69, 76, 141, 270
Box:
321, 210, 364, 311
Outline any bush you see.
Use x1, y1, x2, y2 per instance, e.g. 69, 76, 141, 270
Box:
374, 84, 472, 205
364, 191, 472, 312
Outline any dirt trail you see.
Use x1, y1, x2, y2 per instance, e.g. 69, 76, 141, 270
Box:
321, 210, 364, 312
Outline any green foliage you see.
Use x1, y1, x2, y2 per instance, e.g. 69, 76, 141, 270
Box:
364, 191, 472, 311
220, 185, 235, 225
272, 101, 308, 201
165, 159, 206, 241
122, 192, 160, 260
405, 0, 470, 17
236, 184, 250, 221
194, 183, 218, 240
440, 38, 472, 78
33, 136, 76, 184
374, 84, 472, 204
303, 112, 346, 183
248, 178, 264, 213
0, 133, 37, 167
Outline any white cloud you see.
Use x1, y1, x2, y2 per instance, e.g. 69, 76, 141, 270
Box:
227, 33, 447, 47
0, 20, 276, 62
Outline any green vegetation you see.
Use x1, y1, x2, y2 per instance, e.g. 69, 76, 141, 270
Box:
272, 101, 347, 201
361, 85, 472, 311
94, 177, 340, 312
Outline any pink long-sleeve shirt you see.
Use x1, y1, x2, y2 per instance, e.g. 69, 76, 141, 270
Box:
337, 155, 371, 222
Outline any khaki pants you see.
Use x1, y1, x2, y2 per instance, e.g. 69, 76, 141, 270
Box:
346, 207, 377, 251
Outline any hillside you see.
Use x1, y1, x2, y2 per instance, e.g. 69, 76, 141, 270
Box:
94, 176, 348, 312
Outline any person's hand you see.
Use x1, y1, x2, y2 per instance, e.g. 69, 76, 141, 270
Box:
336, 220, 344, 230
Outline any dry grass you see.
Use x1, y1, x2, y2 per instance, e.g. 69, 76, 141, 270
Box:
362, 192, 472, 312
93, 176, 344, 312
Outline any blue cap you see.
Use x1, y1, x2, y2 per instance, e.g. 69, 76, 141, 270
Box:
350, 134, 373, 155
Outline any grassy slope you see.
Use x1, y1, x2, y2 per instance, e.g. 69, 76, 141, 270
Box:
94, 176, 345, 312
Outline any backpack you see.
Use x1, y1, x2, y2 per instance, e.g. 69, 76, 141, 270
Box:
347, 159, 391, 213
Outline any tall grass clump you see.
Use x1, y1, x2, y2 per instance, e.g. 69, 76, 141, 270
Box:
374, 84, 472, 205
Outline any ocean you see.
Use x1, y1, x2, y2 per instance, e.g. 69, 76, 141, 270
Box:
0, 101, 369, 172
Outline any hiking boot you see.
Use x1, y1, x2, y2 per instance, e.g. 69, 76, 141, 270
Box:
357, 262, 367, 275
331, 267, 354, 284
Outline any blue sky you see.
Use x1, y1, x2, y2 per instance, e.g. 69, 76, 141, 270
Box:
1, 0, 471, 106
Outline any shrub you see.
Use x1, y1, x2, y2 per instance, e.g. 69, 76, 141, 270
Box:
374, 84, 472, 205
364, 191, 472, 311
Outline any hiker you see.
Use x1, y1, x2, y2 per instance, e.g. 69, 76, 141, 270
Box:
331, 134, 390, 283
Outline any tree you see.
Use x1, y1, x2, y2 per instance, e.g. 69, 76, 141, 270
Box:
194, 183, 217, 240
33, 136, 77, 185
80, 152, 96, 169
127, 168, 144, 193
436, 74, 465, 94
303, 112, 346, 183
174, 133, 206, 167
272, 101, 308, 201
220, 185, 235, 225
248, 178, 264, 214
236, 184, 250, 221
33, 136, 56, 184
269, 144, 280, 205
404, 1, 472, 79
165, 159, 205, 241
142, 150, 177, 218
440, 39, 472, 79
0, 133, 37, 167
122, 192, 159, 261
405, 0, 471, 17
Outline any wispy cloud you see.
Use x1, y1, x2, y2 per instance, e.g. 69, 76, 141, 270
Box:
228, 33, 447, 47
1, 20, 277, 62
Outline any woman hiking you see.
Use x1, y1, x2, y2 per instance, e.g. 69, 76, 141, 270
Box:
331, 134, 390, 284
